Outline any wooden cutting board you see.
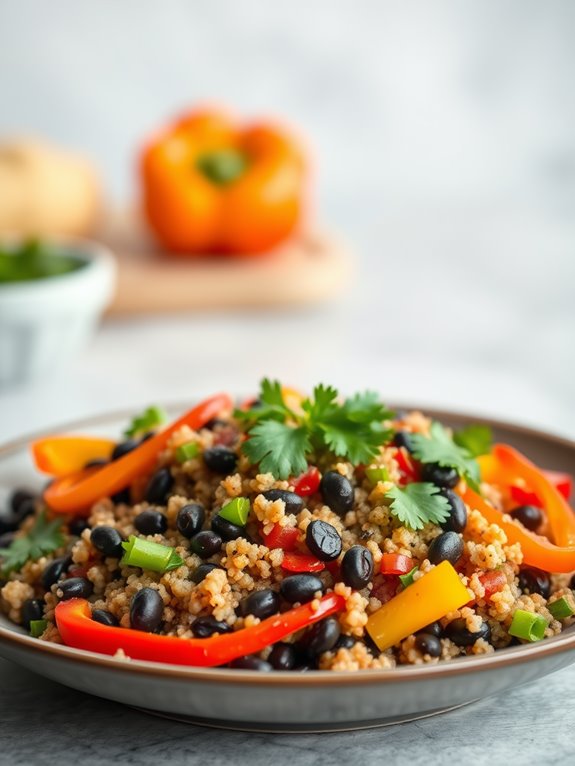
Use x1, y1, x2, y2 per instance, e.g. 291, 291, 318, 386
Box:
97, 212, 353, 315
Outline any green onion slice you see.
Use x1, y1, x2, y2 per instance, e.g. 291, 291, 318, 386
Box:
366, 466, 389, 485
219, 497, 250, 527
508, 609, 547, 642
30, 619, 47, 638
121, 535, 183, 573
548, 596, 575, 620
124, 405, 168, 438
398, 566, 418, 589
176, 442, 200, 463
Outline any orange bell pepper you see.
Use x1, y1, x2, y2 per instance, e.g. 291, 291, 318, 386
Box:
460, 486, 575, 573
140, 108, 306, 255
32, 436, 116, 477
43, 393, 232, 515
489, 444, 575, 547
366, 561, 470, 651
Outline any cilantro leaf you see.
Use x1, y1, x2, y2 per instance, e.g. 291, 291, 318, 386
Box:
0, 511, 65, 576
242, 420, 311, 479
385, 483, 451, 531
410, 422, 481, 490
453, 424, 493, 458
235, 378, 295, 423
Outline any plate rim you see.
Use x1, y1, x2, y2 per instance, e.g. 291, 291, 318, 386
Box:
1, 401, 575, 688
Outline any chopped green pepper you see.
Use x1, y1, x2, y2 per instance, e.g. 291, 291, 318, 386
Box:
508, 609, 547, 642
548, 596, 575, 620
398, 566, 418, 588
30, 619, 48, 638
366, 466, 389, 485
121, 535, 183, 573
176, 442, 200, 463
219, 497, 250, 526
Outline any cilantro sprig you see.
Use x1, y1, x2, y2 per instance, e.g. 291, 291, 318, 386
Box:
0, 511, 65, 577
237, 380, 394, 479
385, 483, 451, 531
453, 423, 493, 458
410, 421, 481, 490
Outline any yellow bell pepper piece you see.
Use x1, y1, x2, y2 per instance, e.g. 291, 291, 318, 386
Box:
32, 436, 116, 477
366, 561, 471, 651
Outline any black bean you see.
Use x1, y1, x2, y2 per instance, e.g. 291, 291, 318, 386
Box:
190, 562, 223, 584
92, 609, 120, 627
190, 530, 222, 559
341, 545, 374, 589
570, 573, 575, 591
280, 574, 324, 604
421, 463, 459, 489
111, 439, 138, 461
261, 489, 304, 515
419, 621, 443, 638
363, 632, 381, 657
0, 532, 15, 548
139, 431, 156, 442
10, 489, 36, 514
510, 505, 543, 532
130, 587, 164, 632
302, 617, 341, 656
439, 489, 468, 533
305, 520, 342, 562
427, 531, 464, 565
414, 632, 442, 657
57, 577, 94, 600
145, 468, 174, 505
91, 526, 124, 558
237, 589, 280, 620
229, 656, 273, 671
42, 555, 72, 589
518, 567, 551, 599
445, 618, 491, 647
177, 504, 205, 538
392, 431, 415, 452
203, 417, 228, 431
211, 514, 245, 541
203, 446, 237, 474
21, 598, 45, 628
135, 510, 168, 535
111, 487, 131, 505
334, 634, 356, 650
68, 518, 90, 536
268, 642, 297, 670
320, 472, 354, 516
191, 616, 233, 638
84, 458, 109, 469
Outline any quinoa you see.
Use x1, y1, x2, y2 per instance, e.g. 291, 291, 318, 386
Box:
2, 396, 574, 674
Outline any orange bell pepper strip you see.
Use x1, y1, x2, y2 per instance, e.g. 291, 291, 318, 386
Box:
140, 107, 306, 255
43, 393, 232, 515
55, 593, 344, 667
32, 436, 116, 477
460, 486, 575, 573
366, 561, 471, 651
491, 444, 575, 547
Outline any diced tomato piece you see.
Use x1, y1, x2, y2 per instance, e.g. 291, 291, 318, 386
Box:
66, 564, 90, 579
371, 575, 400, 604
510, 484, 542, 508
543, 470, 572, 502
263, 524, 299, 551
379, 553, 415, 575
394, 448, 419, 484
478, 570, 507, 600
325, 559, 340, 578
292, 466, 321, 496
281, 552, 325, 573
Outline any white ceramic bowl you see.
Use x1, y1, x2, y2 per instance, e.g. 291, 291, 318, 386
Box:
0, 238, 116, 387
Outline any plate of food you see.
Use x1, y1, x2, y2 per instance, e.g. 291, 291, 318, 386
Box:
0, 381, 574, 732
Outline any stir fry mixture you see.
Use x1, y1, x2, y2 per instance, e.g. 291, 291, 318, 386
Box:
1, 382, 574, 672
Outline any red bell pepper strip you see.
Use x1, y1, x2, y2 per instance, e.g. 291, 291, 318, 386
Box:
263, 524, 300, 551
292, 467, 321, 496
394, 448, 419, 485
510, 484, 543, 509
543, 470, 572, 502
460, 486, 575, 573
379, 553, 416, 575
493, 444, 575, 547
281, 551, 325, 573
43, 394, 233, 515
56, 594, 344, 666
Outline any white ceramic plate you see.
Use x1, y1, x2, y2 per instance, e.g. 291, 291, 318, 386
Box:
1, 405, 574, 732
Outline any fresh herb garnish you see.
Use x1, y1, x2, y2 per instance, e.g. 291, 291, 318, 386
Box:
410, 422, 481, 491
124, 405, 167, 438
399, 566, 418, 588
0, 511, 65, 576
385, 483, 451, 531
237, 380, 394, 479
453, 424, 493, 458
0, 239, 83, 283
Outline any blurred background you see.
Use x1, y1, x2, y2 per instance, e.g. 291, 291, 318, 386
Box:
1, 0, 574, 440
